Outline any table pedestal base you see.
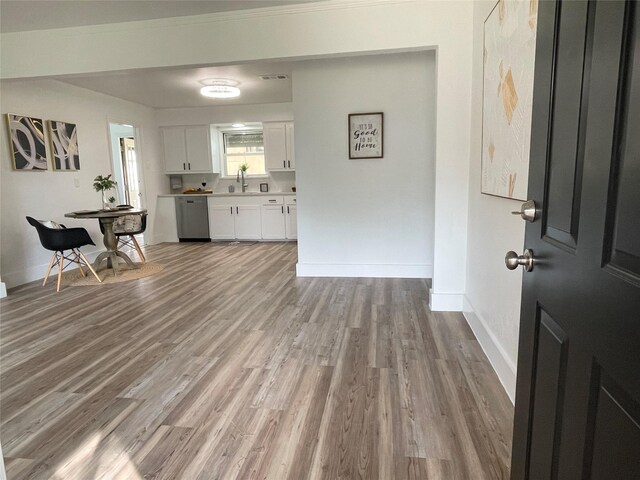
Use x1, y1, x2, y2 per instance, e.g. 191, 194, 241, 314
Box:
93, 250, 138, 275
93, 217, 139, 276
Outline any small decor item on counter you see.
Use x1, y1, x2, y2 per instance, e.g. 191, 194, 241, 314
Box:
228, 184, 235, 193
292, 186, 297, 192
6, 114, 48, 170
107, 196, 117, 209
93, 174, 117, 210
348, 112, 383, 159
260, 183, 269, 193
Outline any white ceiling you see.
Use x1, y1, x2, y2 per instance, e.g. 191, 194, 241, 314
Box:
55, 62, 294, 108
0, 0, 320, 33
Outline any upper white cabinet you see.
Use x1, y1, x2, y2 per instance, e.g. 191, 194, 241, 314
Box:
162, 128, 187, 173
285, 123, 295, 170
162, 126, 219, 174
264, 121, 295, 171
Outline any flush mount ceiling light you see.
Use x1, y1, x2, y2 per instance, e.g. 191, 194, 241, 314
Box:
199, 78, 241, 99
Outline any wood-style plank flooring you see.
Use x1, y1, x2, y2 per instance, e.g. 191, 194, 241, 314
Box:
0, 242, 513, 479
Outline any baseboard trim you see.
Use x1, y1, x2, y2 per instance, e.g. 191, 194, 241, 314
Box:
428, 289, 464, 311
2, 246, 118, 289
296, 262, 432, 278
462, 295, 517, 403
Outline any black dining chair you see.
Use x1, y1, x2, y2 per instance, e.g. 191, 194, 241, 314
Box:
99, 206, 147, 263
26, 216, 102, 292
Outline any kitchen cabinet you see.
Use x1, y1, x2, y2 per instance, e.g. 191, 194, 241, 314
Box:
209, 204, 236, 240
285, 197, 297, 240
261, 196, 286, 240
162, 128, 187, 173
235, 206, 262, 240
264, 122, 295, 171
162, 126, 218, 174
208, 197, 262, 240
285, 123, 295, 170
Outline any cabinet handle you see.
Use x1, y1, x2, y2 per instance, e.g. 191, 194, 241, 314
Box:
183, 163, 186, 170
283, 160, 286, 168
230, 207, 233, 214
188, 163, 191, 170
236, 206, 239, 215
288, 160, 290, 168
287, 206, 290, 214
281, 206, 284, 214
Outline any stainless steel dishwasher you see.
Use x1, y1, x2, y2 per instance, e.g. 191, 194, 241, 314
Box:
175, 196, 210, 241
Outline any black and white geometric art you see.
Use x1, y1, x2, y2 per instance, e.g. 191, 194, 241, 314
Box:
48, 120, 80, 171
6, 114, 48, 170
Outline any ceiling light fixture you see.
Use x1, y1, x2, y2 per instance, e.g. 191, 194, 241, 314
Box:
199, 78, 241, 99
200, 85, 240, 98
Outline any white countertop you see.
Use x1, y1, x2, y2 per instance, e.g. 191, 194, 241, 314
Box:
158, 191, 296, 198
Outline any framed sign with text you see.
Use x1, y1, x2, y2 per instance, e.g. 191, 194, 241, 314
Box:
348, 112, 383, 159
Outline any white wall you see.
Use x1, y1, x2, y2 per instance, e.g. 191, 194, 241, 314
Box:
0, 79, 165, 288
0, 0, 474, 307
463, 0, 528, 402
294, 52, 435, 278
154, 102, 293, 127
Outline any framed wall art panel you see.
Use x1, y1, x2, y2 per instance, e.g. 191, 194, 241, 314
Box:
481, 0, 538, 200
48, 120, 80, 171
349, 112, 383, 159
6, 114, 48, 171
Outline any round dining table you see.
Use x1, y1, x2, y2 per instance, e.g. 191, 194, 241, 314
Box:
65, 208, 147, 275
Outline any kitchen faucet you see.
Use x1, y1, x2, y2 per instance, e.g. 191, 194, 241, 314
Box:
236, 168, 248, 193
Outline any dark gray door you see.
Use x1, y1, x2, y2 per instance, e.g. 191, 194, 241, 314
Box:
511, 0, 640, 478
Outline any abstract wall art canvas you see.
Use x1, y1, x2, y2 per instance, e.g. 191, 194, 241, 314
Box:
482, 0, 538, 200
6, 114, 48, 170
48, 120, 80, 171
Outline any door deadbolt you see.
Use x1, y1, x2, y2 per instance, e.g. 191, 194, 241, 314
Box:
505, 249, 535, 272
512, 200, 538, 222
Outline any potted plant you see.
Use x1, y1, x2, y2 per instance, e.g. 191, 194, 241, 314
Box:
93, 174, 117, 210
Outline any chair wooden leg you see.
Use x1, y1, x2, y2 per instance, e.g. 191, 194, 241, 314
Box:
73, 250, 86, 277
56, 254, 64, 292
78, 251, 102, 283
131, 236, 146, 263
43, 253, 57, 286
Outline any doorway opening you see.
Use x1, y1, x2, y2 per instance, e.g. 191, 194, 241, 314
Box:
108, 122, 146, 243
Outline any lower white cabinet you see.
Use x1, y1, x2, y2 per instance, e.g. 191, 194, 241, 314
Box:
209, 204, 236, 240
261, 204, 286, 239
235, 205, 262, 240
285, 204, 297, 240
208, 197, 262, 240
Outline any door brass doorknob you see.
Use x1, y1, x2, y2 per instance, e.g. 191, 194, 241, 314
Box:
505, 249, 535, 272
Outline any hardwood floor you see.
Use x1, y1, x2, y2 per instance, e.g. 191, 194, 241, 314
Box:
0, 242, 513, 479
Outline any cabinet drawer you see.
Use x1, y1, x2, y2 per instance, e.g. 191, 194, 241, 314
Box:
262, 196, 284, 205
285, 196, 297, 205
